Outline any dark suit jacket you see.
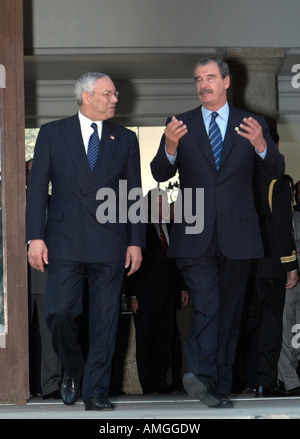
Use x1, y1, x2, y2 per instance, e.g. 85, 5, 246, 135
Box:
151, 106, 285, 260
26, 114, 145, 262
253, 175, 298, 279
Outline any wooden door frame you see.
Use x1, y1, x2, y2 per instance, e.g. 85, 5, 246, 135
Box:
0, 0, 29, 404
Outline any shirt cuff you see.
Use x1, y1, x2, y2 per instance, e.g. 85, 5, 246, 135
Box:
165, 145, 177, 164
255, 144, 267, 159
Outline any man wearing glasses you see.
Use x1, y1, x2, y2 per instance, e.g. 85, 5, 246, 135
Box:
26, 72, 144, 411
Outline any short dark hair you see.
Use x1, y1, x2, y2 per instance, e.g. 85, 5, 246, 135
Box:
193, 57, 230, 80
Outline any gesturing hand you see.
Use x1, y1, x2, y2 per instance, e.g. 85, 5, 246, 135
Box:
165, 116, 188, 156
237, 117, 266, 153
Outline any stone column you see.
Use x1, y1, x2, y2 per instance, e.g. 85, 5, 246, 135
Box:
121, 315, 143, 394
225, 48, 285, 127
109, 293, 143, 395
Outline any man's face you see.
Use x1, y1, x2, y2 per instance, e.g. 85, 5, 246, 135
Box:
82, 77, 118, 121
194, 61, 230, 111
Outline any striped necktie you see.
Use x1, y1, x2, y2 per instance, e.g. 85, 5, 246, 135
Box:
87, 123, 100, 171
209, 112, 223, 170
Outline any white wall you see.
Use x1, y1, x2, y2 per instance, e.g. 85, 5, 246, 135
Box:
25, 0, 300, 178
278, 124, 300, 183
31, 0, 300, 51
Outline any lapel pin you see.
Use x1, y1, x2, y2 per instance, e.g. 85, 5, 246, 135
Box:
235, 127, 239, 132
110, 135, 115, 140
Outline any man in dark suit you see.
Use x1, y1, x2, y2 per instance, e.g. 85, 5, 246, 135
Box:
150, 57, 285, 408
126, 189, 188, 394
26, 72, 145, 411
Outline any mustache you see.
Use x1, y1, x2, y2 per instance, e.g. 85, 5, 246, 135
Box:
199, 88, 212, 95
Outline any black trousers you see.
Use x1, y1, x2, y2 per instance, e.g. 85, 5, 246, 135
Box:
133, 286, 179, 393
45, 259, 124, 402
177, 252, 251, 397
242, 277, 286, 388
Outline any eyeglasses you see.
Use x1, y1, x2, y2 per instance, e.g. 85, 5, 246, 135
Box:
88, 90, 119, 99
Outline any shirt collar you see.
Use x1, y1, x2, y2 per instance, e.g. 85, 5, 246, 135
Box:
78, 110, 103, 132
201, 102, 229, 123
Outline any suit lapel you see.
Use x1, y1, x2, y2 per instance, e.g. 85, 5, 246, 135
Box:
219, 107, 240, 169
91, 121, 118, 178
186, 106, 245, 172
62, 116, 119, 184
62, 115, 91, 181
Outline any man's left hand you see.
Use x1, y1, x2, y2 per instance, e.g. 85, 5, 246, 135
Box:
237, 117, 266, 153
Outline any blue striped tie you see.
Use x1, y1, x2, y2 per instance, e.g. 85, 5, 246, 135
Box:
209, 112, 223, 170
87, 123, 100, 171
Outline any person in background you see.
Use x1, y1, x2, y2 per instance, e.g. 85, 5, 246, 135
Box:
236, 130, 298, 397
277, 179, 300, 395
126, 188, 188, 394
26, 159, 62, 399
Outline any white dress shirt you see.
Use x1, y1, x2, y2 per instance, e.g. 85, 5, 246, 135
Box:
78, 111, 103, 153
165, 102, 267, 163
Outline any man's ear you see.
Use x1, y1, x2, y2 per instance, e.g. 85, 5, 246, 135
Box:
81, 91, 91, 105
224, 75, 230, 90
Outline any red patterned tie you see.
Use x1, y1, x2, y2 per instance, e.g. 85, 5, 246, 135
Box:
159, 223, 168, 253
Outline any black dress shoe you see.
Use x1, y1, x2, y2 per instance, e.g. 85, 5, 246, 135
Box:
284, 386, 300, 396
243, 387, 255, 394
171, 381, 184, 392
42, 389, 61, 400
212, 397, 233, 408
267, 386, 300, 397
84, 395, 115, 411
183, 373, 220, 407
155, 383, 173, 394
255, 386, 276, 397
61, 373, 81, 405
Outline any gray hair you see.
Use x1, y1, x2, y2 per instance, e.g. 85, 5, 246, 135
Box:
74, 72, 110, 105
193, 58, 230, 80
